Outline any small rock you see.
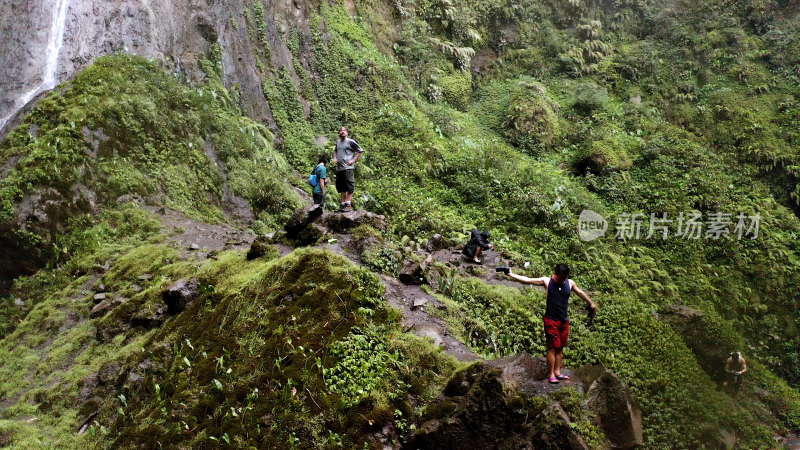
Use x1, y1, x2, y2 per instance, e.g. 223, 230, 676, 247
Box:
138, 274, 153, 281
94, 283, 105, 293
425, 233, 449, 252
412, 299, 428, 309
284, 206, 327, 245
131, 284, 143, 293
162, 278, 200, 314
189, 243, 200, 251
130, 311, 166, 329
14, 297, 24, 307
247, 236, 274, 260
93, 293, 107, 304
411, 324, 444, 347
399, 261, 428, 286
323, 209, 387, 232
90, 300, 112, 318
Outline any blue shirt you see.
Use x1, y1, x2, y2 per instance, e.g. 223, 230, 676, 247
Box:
312, 163, 327, 193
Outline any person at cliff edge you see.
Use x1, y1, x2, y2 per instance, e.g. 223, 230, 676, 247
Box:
332, 126, 364, 213
500, 263, 597, 384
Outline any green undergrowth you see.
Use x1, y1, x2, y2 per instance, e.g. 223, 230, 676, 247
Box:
0, 237, 460, 448
2, 0, 800, 447
87, 248, 459, 448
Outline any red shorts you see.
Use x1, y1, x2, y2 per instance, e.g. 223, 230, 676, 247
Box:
544, 317, 569, 350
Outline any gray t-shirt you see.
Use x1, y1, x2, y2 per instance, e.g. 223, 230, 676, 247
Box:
334, 138, 363, 171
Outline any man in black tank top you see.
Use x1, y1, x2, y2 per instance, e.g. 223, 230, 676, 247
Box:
503, 263, 597, 384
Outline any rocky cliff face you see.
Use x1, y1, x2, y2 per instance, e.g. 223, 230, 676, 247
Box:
0, 0, 315, 139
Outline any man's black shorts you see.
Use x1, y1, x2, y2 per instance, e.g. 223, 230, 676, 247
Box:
336, 169, 355, 193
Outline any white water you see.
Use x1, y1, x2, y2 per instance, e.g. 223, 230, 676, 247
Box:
0, 0, 71, 132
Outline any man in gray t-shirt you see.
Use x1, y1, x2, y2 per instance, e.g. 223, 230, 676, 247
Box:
332, 126, 364, 212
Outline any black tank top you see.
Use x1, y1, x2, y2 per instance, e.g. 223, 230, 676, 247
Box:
545, 276, 570, 321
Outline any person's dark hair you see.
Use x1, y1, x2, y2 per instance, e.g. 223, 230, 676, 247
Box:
318, 153, 330, 164
339, 126, 349, 133
480, 231, 491, 240
554, 263, 570, 277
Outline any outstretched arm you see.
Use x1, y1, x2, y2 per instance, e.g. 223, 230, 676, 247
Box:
739, 359, 748, 375
507, 271, 548, 286
570, 281, 597, 310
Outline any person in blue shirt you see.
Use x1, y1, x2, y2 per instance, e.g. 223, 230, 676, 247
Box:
312, 154, 328, 208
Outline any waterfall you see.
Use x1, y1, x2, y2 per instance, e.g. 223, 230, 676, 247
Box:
0, 0, 71, 132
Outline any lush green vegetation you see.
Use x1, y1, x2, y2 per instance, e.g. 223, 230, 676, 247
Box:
1, 0, 800, 447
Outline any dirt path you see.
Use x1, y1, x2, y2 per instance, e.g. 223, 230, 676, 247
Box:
380, 275, 479, 362
144, 206, 255, 259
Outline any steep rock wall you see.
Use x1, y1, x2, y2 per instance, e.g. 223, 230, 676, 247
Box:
0, 0, 317, 139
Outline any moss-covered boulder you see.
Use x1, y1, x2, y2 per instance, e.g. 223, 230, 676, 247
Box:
502, 81, 559, 151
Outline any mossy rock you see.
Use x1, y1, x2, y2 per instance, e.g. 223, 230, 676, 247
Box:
502, 81, 559, 151
438, 71, 473, 111
246, 236, 279, 260
572, 137, 633, 175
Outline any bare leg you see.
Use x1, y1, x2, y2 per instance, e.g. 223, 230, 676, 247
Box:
547, 348, 556, 379
554, 349, 564, 376
345, 191, 354, 205
473, 247, 483, 262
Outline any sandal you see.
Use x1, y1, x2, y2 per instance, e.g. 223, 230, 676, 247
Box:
548, 376, 559, 384
556, 374, 570, 381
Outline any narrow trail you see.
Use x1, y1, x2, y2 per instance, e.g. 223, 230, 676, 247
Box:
141, 190, 573, 374
380, 274, 479, 362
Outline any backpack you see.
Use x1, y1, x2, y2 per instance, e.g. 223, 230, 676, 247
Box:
307, 164, 322, 187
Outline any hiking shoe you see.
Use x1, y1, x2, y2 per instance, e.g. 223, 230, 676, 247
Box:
342, 205, 353, 212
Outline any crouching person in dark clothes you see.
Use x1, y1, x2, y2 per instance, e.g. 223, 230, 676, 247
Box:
503, 263, 597, 384
462, 229, 492, 264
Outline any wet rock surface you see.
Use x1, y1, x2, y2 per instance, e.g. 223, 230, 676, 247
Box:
409, 361, 593, 450
398, 260, 429, 285
0, 0, 318, 135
